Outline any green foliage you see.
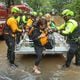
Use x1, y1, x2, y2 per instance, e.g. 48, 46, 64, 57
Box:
0, 0, 80, 21
24, 0, 72, 14
26, 0, 53, 13
15, 0, 21, 4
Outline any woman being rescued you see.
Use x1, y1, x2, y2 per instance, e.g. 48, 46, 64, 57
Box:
28, 18, 49, 74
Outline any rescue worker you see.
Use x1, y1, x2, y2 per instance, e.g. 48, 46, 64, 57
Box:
57, 9, 79, 68
72, 23, 80, 65
26, 11, 37, 28
29, 18, 48, 74
25, 11, 38, 35
16, 10, 28, 44
16, 11, 28, 28
3, 6, 22, 67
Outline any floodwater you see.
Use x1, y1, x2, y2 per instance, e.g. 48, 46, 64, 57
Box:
0, 41, 80, 80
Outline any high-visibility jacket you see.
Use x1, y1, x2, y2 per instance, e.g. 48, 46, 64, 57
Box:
22, 15, 27, 24
16, 15, 27, 29
16, 15, 27, 24
57, 19, 78, 35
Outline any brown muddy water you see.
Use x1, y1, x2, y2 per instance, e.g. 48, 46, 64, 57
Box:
0, 41, 80, 80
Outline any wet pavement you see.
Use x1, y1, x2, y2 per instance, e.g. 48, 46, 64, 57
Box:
0, 41, 80, 80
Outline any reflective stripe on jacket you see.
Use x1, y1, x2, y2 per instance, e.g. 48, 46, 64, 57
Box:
58, 19, 78, 35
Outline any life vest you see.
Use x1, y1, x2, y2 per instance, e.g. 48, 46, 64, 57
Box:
40, 36, 48, 46
39, 30, 48, 46
39, 29, 54, 49
3, 16, 21, 37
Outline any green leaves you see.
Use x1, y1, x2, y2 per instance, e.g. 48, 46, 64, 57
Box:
0, 0, 79, 21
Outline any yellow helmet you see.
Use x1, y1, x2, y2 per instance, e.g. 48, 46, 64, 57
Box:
62, 9, 74, 16
11, 6, 20, 13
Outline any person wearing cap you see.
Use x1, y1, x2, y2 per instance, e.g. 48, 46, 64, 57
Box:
3, 6, 22, 68
57, 9, 79, 68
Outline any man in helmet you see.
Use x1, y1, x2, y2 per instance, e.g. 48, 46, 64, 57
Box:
26, 11, 37, 29
57, 9, 79, 68
25, 11, 38, 36
3, 6, 22, 68
16, 10, 28, 44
